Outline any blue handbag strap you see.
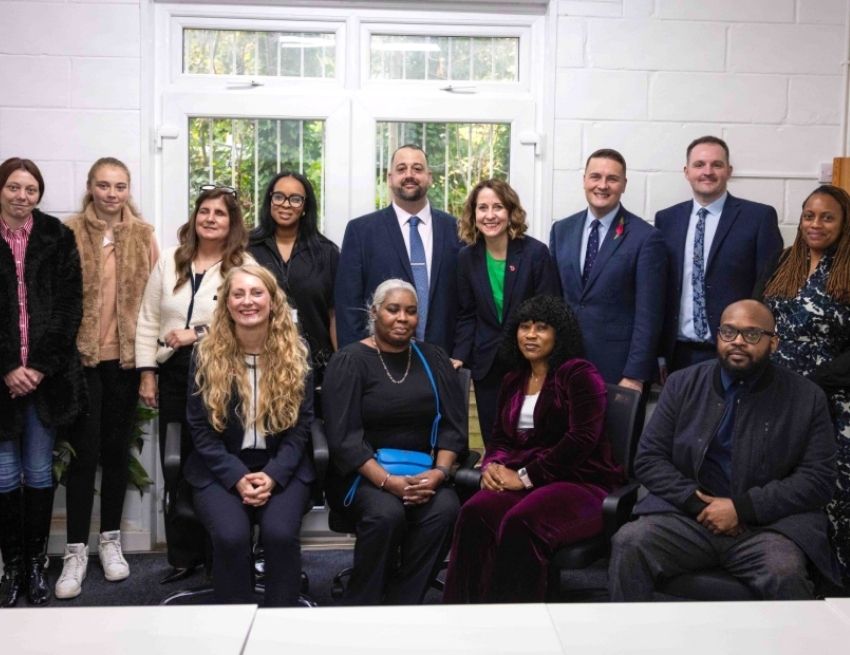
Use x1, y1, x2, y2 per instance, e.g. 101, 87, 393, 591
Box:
411, 341, 441, 450
343, 341, 441, 507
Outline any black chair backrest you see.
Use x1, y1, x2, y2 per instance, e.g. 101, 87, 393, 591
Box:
604, 384, 641, 478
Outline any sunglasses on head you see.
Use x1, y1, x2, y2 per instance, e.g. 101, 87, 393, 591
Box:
199, 184, 238, 199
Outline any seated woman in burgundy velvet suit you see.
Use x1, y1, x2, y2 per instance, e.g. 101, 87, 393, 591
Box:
443, 295, 624, 603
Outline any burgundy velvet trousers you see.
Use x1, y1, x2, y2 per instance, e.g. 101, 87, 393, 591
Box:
442, 482, 608, 603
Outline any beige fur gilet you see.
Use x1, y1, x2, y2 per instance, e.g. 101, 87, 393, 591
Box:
66, 204, 156, 368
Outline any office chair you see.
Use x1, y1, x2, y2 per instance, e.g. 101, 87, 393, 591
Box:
160, 421, 323, 606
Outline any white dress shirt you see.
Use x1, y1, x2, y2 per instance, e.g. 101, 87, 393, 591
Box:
393, 201, 434, 284
678, 193, 727, 341
579, 205, 620, 271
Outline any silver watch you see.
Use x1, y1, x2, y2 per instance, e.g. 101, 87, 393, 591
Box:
517, 467, 533, 489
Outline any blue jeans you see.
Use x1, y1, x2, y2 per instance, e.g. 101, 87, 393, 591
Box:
0, 400, 56, 493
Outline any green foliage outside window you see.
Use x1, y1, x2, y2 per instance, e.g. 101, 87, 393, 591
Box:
376, 121, 511, 218
188, 117, 325, 229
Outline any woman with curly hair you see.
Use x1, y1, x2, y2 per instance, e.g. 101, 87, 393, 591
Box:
443, 295, 624, 603
452, 178, 560, 445
185, 264, 315, 605
135, 185, 251, 582
759, 184, 850, 589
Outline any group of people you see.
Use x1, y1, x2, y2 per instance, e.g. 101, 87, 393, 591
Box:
0, 130, 848, 608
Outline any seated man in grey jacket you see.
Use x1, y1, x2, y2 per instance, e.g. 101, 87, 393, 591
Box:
609, 299, 840, 600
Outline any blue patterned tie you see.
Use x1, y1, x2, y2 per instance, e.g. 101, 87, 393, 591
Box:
408, 216, 429, 341
582, 219, 601, 286
692, 207, 710, 340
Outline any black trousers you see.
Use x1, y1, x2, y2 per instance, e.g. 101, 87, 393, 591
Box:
330, 481, 459, 605
192, 475, 310, 606
158, 349, 206, 569
671, 340, 716, 372
65, 362, 139, 544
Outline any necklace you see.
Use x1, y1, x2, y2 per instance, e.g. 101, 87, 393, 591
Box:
372, 336, 412, 384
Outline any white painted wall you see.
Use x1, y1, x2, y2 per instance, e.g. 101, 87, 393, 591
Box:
552, 0, 848, 245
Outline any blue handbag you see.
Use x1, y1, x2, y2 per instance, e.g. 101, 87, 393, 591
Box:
343, 341, 441, 506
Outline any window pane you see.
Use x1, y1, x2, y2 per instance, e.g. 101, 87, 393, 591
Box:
370, 34, 518, 82
188, 117, 325, 229
375, 121, 511, 217
183, 29, 336, 79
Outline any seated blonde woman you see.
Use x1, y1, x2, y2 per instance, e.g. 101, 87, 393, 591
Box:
185, 264, 315, 606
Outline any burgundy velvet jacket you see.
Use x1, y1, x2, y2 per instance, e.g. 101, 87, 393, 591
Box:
483, 358, 624, 491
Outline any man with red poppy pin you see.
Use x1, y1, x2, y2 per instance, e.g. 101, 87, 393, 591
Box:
549, 149, 667, 420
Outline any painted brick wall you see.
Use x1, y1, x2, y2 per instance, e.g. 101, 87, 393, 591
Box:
553, 0, 847, 244
0, 0, 142, 219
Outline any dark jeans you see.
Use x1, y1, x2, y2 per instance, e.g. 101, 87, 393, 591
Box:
158, 349, 205, 569
65, 362, 139, 543
609, 513, 815, 601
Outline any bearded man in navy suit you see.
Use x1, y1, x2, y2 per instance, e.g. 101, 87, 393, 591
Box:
335, 144, 462, 353
655, 136, 783, 374
549, 149, 667, 399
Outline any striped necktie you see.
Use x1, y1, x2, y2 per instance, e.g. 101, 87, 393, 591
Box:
408, 216, 429, 341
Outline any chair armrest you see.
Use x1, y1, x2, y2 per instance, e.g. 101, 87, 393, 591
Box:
311, 419, 330, 483
453, 467, 482, 490
602, 481, 640, 541
163, 422, 183, 491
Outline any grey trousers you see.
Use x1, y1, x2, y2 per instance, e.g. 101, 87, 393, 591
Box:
608, 512, 815, 601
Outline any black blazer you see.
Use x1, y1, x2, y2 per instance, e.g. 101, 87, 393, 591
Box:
452, 236, 560, 380
655, 194, 783, 359
184, 352, 316, 491
334, 205, 462, 353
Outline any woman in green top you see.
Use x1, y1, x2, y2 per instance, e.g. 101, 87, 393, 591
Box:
452, 179, 561, 445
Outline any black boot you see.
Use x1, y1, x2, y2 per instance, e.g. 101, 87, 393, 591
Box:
0, 488, 25, 607
23, 486, 55, 606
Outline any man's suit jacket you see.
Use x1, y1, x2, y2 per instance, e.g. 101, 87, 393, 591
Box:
549, 206, 667, 384
335, 205, 462, 353
654, 194, 783, 360
453, 236, 561, 381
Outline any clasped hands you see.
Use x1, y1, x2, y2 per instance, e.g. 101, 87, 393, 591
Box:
480, 462, 524, 492
4, 366, 44, 399
695, 490, 744, 536
235, 472, 276, 507
383, 469, 446, 506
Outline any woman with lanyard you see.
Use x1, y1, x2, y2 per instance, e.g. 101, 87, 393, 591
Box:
136, 185, 251, 584
248, 171, 339, 399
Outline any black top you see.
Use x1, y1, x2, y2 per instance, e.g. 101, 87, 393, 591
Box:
249, 234, 339, 379
322, 340, 467, 479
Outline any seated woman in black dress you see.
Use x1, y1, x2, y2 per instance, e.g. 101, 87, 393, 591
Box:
185, 264, 315, 606
443, 295, 624, 603
323, 278, 467, 605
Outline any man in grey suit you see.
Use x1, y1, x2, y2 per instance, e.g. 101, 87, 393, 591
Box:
335, 144, 462, 353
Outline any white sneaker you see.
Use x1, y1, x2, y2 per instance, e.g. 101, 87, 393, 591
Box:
98, 530, 130, 582
55, 543, 88, 599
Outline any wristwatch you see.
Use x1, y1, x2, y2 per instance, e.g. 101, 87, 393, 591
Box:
517, 467, 533, 489
193, 324, 206, 339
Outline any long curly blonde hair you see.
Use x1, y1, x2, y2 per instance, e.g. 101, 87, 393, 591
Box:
194, 265, 309, 434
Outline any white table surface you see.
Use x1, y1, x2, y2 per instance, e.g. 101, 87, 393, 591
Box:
0, 604, 257, 655
244, 603, 564, 655
825, 597, 850, 625
546, 601, 850, 655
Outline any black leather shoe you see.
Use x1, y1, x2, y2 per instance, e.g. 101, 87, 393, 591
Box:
160, 566, 197, 585
0, 567, 25, 607
25, 557, 50, 606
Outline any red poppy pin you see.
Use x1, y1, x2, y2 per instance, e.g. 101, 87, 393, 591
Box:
614, 216, 625, 240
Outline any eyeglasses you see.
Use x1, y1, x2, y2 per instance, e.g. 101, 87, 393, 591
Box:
270, 192, 305, 208
716, 325, 776, 344
199, 184, 238, 198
